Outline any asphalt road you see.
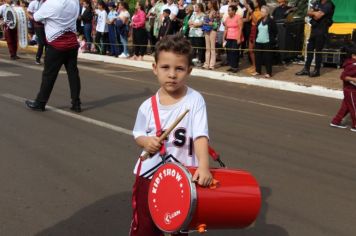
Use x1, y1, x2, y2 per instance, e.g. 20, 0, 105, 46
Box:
1, 50, 355, 236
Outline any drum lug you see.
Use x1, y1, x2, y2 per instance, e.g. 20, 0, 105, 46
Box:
179, 224, 207, 234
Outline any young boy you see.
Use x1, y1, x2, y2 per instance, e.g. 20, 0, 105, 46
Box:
130, 34, 213, 236
330, 46, 356, 132
158, 8, 173, 40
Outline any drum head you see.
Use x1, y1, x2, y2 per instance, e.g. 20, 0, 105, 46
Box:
148, 162, 197, 233
4, 6, 16, 30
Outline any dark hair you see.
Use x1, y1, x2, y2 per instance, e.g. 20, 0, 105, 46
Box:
163, 8, 171, 15
210, 0, 219, 11
255, 0, 267, 8
137, 1, 145, 11
119, 1, 129, 10
154, 34, 193, 66
98, 0, 108, 12
196, 3, 205, 12
229, 5, 237, 12
84, 0, 93, 11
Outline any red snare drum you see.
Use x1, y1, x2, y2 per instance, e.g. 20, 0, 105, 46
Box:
148, 162, 261, 233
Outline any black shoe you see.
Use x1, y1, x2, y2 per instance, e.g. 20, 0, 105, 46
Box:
10, 55, 20, 60
295, 68, 310, 76
70, 104, 82, 113
227, 68, 234, 72
309, 70, 320, 77
25, 100, 45, 111
35, 58, 41, 65
230, 68, 239, 73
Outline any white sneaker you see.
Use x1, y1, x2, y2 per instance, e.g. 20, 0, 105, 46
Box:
330, 123, 347, 129
351, 127, 356, 132
119, 53, 128, 58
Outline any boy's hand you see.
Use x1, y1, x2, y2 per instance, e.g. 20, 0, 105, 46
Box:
192, 167, 213, 187
143, 136, 162, 154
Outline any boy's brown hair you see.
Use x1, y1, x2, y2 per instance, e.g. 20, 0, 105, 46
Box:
154, 34, 193, 66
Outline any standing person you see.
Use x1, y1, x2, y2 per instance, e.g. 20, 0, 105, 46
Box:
129, 33, 212, 236
94, 1, 109, 55
146, 0, 157, 53
188, 3, 205, 67
252, 5, 277, 78
246, 0, 266, 75
202, 0, 219, 70
25, 0, 82, 113
175, 0, 186, 33
181, 4, 193, 38
81, 0, 94, 52
27, 0, 46, 64
295, 0, 335, 78
131, 1, 147, 61
272, 0, 292, 21
158, 8, 173, 40
161, 0, 178, 33
117, 1, 130, 58
107, 1, 119, 57
223, 4, 243, 73
0, 0, 20, 60
152, 0, 164, 42
330, 46, 356, 131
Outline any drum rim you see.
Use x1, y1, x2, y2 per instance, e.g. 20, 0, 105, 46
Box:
4, 6, 17, 30
149, 162, 197, 233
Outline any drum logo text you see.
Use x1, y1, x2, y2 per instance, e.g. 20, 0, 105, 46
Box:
151, 168, 183, 194
164, 210, 181, 224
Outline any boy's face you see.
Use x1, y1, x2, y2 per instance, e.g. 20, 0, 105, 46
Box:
153, 51, 192, 96
163, 12, 169, 17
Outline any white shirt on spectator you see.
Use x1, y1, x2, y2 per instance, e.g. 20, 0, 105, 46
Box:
95, 9, 108, 33
161, 3, 178, 19
34, 0, 79, 42
218, 4, 228, 32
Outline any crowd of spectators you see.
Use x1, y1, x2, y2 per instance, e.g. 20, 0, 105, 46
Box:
3, 0, 300, 78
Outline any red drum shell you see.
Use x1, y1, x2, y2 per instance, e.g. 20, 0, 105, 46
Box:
148, 163, 261, 233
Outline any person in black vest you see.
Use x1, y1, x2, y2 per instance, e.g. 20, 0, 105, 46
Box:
296, 0, 335, 78
272, 0, 292, 22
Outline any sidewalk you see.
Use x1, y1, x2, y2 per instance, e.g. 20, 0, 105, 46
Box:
1, 41, 343, 99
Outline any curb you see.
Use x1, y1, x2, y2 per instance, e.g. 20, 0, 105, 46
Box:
1, 41, 343, 99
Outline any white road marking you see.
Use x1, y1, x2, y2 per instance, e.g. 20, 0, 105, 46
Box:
0, 71, 20, 77
1, 93, 133, 136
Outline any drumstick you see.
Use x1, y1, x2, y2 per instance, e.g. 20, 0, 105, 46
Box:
140, 109, 190, 161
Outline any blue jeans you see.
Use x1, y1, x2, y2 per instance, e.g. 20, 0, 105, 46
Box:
83, 23, 92, 51
108, 24, 118, 56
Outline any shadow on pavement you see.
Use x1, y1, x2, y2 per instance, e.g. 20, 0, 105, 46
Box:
35, 187, 289, 236
35, 191, 132, 236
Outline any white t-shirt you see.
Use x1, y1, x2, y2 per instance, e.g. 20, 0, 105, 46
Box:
218, 4, 229, 32
33, 0, 79, 42
0, 4, 8, 17
133, 87, 209, 178
95, 9, 108, 33
161, 3, 178, 19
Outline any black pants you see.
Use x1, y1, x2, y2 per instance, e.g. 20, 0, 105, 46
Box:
255, 42, 273, 75
34, 27, 47, 60
133, 28, 148, 56
36, 46, 81, 105
95, 32, 108, 55
305, 33, 326, 71
190, 37, 205, 63
226, 39, 240, 69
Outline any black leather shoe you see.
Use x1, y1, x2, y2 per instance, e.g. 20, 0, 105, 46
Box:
25, 100, 45, 111
295, 68, 310, 76
309, 70, 320, 77
70, 104, 82, 113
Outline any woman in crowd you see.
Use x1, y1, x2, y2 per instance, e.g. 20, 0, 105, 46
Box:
188, 3, 205, 67
203, 0, 219, 70
107, 1, 119, 57
224, 4, 243, 73
117, 1, 130, 58
81, 0, 94, 52
152, 0, 165, 41
253, 5, 277, 78
146, 0, 157, 54
246, 0, 266, 75
94, 0, 109, 55
131, 1, 147, 61
174, 0, 186, 33
181, 4, 193, 38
